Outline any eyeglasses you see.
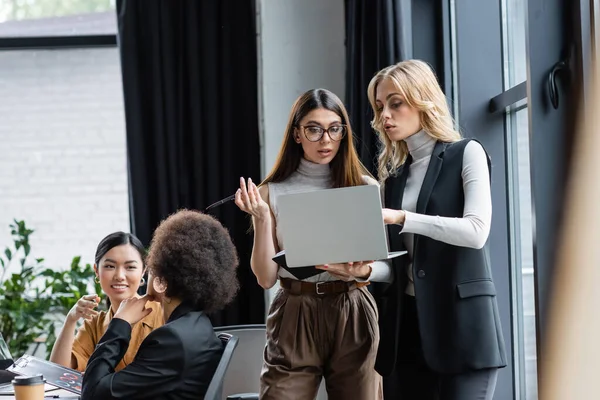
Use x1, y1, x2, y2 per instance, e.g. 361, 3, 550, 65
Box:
299, 125, 347, 142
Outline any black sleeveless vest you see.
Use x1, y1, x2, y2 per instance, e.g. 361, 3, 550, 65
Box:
374, 139, 507, 375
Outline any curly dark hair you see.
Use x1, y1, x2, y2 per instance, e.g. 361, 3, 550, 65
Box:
146, 209, 240, 312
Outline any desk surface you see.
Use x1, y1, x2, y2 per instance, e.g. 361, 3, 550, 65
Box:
0, 387, 79, 399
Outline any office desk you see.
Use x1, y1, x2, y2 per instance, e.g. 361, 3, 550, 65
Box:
0, 387, 79, 399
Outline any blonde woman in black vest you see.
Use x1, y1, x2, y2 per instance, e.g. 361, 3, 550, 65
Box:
368, 60, 506, 399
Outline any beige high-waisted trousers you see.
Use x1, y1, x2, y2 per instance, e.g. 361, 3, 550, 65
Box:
260, 281, 382, 400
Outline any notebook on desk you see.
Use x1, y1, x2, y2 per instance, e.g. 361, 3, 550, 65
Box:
6, 355, 82, 395
274, 185, 406, 276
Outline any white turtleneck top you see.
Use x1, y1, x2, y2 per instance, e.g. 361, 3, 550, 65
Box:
268, 157, 386, 283
399, 130, 492, 295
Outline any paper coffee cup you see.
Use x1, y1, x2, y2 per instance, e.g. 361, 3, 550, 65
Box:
12, 375, 45, 400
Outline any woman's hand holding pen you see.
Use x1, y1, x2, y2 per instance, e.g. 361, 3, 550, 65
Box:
315, 261, 373, 281
235, 177, 270, 220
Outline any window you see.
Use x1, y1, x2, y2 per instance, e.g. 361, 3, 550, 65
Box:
501, 0, 538, 398
594, 0, 600, 62
0, 0, 116, 37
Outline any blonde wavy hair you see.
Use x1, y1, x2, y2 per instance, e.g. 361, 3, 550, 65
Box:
367, 59, 461, 182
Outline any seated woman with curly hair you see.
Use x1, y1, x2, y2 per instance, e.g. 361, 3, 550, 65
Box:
81, 210, 240, 400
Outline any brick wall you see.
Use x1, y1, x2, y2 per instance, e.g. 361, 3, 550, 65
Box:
0, 47, 130, 273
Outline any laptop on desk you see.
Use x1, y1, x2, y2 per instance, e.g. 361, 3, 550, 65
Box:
276, 184, 406, 269
0, 335, 15, 393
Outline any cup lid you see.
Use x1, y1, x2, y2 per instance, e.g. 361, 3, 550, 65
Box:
11, 374, 45, 386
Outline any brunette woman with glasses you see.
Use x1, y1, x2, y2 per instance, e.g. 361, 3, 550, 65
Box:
235, 89, 391, 399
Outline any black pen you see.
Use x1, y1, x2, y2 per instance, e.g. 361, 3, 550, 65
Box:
204, 194, 236, 211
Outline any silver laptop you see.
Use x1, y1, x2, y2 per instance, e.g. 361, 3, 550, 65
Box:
277, 184, 406, 268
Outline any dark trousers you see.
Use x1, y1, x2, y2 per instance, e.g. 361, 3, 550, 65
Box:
383, 295, 498, 400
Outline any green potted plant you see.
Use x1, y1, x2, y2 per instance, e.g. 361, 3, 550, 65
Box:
0, 220, 101, 359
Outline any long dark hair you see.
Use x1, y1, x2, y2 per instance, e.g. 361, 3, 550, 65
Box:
260, 88, 371, 188
94, 231, 146, 267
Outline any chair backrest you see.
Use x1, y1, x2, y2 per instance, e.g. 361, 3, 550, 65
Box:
213, 325, 266, 397
205, 333, 239, 400
214, 324, 328, 400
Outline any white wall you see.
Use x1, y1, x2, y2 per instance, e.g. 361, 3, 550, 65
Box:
258, 0, 346, 176
0, 48, 129, 273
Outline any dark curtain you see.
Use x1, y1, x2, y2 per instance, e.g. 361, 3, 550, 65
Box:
116, 0, 264, 326
345, 0, 413, 176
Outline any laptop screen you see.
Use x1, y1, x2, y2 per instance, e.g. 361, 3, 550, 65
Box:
0, 334, 12, 361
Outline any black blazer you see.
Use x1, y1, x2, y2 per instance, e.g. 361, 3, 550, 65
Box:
81, 303, 222, 400
373, 139, 507, 375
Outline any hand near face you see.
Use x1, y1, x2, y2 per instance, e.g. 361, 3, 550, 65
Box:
113, 295, 154, 326
67, 294, 101, 323
315, 261, 373, 281
234, 177, 270, 220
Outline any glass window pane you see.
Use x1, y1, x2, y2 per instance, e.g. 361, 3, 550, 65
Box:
512, 108, 537, 400
0, 0, 116, 36
503, 0, 528, 88
594, 0, 600, 62
0, 48, 129, 271
502, 0, 538, 399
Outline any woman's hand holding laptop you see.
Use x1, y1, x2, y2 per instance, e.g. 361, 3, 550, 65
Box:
382, 208, 406, 225
315, 260, 374, 280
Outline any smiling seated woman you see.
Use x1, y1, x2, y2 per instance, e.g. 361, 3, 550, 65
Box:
80, 210, 240, 400
50, 232, 164, 372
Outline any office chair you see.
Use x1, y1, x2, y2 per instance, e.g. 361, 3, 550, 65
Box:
214, 324, 326, 400
205, 333, 239, 400
213, 324, 264, 399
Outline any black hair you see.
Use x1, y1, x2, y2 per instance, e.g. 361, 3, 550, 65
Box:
94, 231, 146, 267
